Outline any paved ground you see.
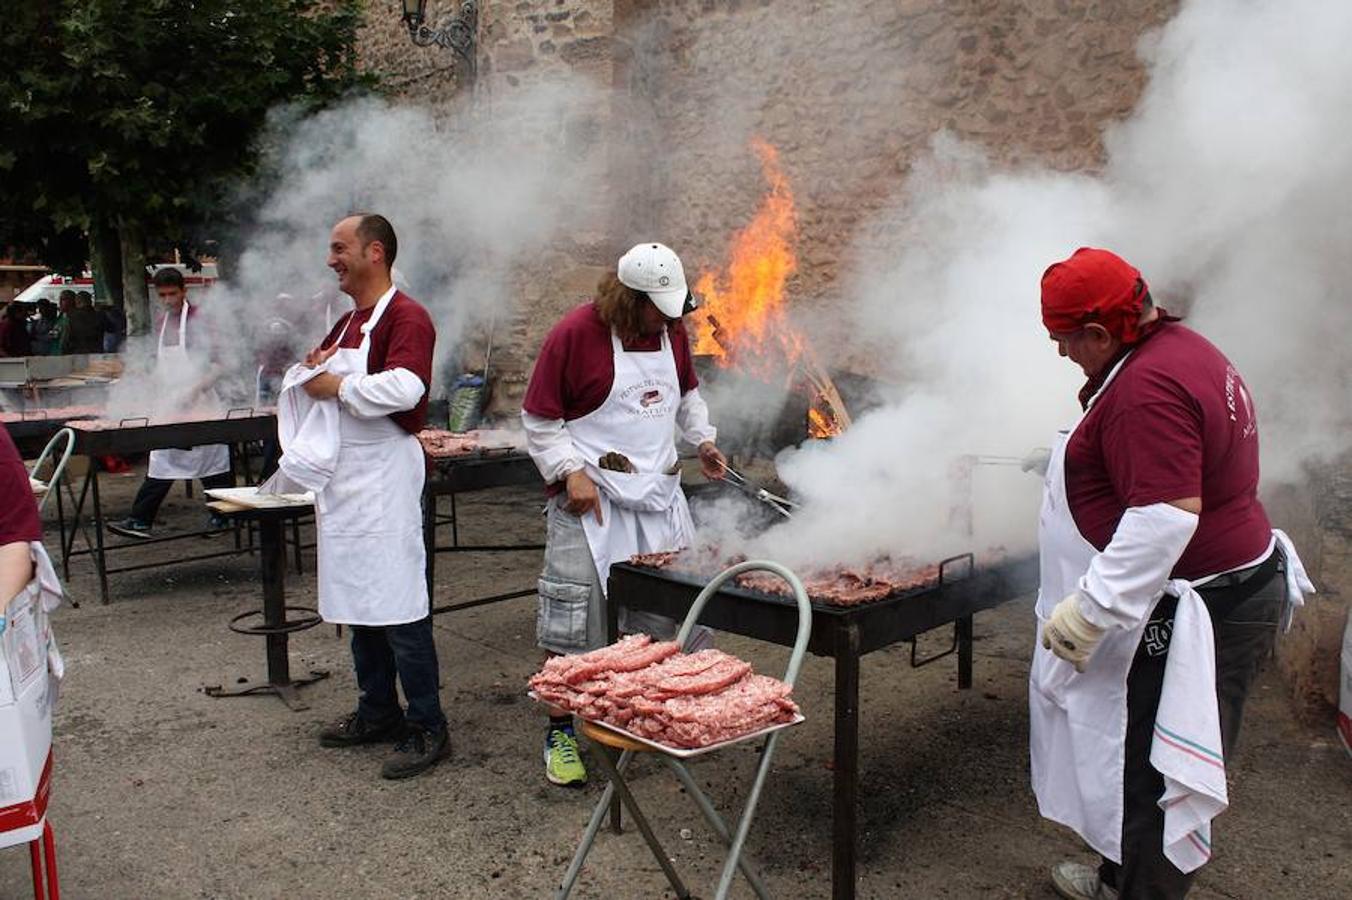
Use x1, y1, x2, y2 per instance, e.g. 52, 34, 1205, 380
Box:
1, 467, 1349, 899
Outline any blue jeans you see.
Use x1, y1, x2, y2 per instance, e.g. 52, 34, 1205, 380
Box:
349, 617, 446, 733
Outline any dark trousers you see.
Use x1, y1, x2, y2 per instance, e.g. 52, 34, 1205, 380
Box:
349, 617, 447, 733
1100, 550, 1284, 899
130, 470, 235, 524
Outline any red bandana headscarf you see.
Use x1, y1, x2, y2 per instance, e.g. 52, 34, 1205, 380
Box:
1040, 247, 1150, 344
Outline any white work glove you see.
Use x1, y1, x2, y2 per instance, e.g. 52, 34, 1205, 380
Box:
1041, 591, 1106, 672
1021, 447, 1052, 477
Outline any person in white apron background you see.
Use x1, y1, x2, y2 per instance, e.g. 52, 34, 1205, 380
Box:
108, 267, 233, 540
522, 242, 728, 787
299, 213, 447, 780
1028, 248, 1314, 900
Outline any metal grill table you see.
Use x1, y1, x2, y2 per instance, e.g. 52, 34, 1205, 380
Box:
421, 448, 544, 615
3, 411, 98, 457
61, 413, 279, 603
607, 554, 1039, 900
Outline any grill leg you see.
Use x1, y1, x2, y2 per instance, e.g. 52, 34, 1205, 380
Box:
833, 623, 861, 900
957, 614, 974, 689
422, 491, 437, 599
90, 463, 110, 605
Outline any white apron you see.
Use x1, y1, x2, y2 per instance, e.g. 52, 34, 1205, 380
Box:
1028, 359, 1312, 869
314, 293, 428, 626
567, 330, 696, 604
147, 302, 230, 480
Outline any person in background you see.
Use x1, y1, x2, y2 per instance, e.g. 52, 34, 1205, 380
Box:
304, 213, 448, 780
1028, 247, 1311, 900
0, 301, 34, 357
101, 302, 127, 353
51, 291, 74, 354
63, 291, 104, 354
107, 268, 233, 539
29, 300, 60, 355
522, 242, 726, 787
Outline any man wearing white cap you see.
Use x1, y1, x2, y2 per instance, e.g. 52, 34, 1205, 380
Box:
522, 242, 726, 786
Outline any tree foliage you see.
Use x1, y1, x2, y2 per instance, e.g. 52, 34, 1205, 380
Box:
0, 0, 373, 275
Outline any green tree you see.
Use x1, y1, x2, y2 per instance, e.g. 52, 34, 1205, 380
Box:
0, 0, 372, 333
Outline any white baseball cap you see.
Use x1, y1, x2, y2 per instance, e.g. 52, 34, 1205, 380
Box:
618, 242, 689, 318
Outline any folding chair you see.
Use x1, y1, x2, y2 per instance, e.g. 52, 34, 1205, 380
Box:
27, 427, 75, 515
556, 559, 812, 900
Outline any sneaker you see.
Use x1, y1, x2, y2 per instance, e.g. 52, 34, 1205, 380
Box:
381, 724, 450, 780
200, 512, 230, 537
107, 518, 153, 540
544, 726, 587, 787
1050, 861, 1118, 900
318, 711, 404, 748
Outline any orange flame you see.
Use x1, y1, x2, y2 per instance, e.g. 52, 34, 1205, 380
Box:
694, 139, 850, 440
693, 139, 800, 373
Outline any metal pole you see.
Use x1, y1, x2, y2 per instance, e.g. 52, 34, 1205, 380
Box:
90, 462, 110, 604
260, 516, 291, 686
957, 614, 974, 689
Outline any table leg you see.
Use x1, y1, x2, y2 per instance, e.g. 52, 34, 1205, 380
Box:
90, 462, 110, 605
833, 622, 861, 900
260, 517, 291, 688
957, 614, 974, 689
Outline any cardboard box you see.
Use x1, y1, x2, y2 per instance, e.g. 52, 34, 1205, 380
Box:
0, 583, 55, 849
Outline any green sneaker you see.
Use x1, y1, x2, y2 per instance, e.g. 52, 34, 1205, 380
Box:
544, 726, 587, 787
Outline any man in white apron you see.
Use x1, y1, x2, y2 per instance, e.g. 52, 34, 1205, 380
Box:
108, 267, 232, 540
522, 242, 726, 787
301, 213, 447, 780
1029, 248, 1312, 899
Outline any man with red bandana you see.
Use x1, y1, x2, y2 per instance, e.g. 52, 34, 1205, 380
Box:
1028, 248, 1312, 899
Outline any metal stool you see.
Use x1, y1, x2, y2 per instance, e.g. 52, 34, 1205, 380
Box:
556, 560, 812, 900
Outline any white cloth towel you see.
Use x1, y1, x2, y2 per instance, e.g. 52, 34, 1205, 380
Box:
1273, 529, 1316, 632
1149, 579, 1227, 874
259, 362, 340, 495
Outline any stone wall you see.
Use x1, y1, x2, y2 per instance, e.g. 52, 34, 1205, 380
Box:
354, 0, 1180, 404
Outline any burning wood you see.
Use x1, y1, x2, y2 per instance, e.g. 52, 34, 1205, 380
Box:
629, 550, 939, 607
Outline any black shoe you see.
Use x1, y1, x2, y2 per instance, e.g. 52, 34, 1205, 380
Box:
107, 518, 153, 539
381, 724, 449, 779
318, 711, 404, 748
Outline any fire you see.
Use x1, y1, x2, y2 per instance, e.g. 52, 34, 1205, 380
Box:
692, 139, 800, 373
693, 138, 850, 439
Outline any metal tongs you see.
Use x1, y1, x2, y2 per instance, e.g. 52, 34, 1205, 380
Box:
713, 459, 799, 519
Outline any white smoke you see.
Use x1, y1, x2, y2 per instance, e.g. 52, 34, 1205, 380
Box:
747, 0, 1352, 568
104, 79, 609, 420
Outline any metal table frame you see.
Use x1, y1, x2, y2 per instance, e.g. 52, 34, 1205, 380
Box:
606, 554, 1039, 900
202, 501, 328, 711
421, 449, 544, 615
58, 413, 280, 604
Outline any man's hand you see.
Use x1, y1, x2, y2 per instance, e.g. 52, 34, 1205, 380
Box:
1040, 591, 1106, 672
305, 344, 338, 368
303, 372, 344, 400
697, 441, 727, 480
564, 469, 603, 524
